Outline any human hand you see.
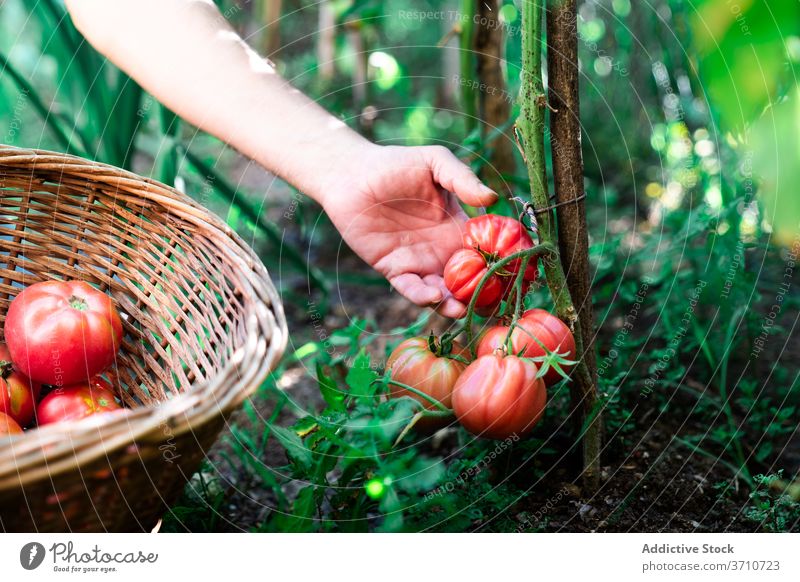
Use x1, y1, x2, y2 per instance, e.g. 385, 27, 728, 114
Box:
319, 144, 498, 318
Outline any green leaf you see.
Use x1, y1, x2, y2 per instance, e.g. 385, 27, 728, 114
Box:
277, 486, 318, 533
377, 398, 418, 442
154, 103, 180, 184
401, 456, 446, 493
751, 87, 800, 246
269, 424, 312, 469
690, 0, 800, 131
316, 361, 345, 411
377, 488, 404, 532
346, 350, 378, 398
290, 342, 319, 361
0, 51, 87, 155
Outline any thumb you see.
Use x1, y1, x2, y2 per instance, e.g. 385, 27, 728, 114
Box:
426, 145, 499, 207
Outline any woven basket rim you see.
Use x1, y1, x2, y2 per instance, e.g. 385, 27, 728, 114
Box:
0, 145, 288, 490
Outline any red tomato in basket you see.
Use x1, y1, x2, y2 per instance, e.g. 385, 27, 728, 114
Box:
386, 336, 469, 410
0, 343, 42, 427
452, 352, 546, 439
5, 280, 123, 385
462, 215, 538, 282
0, 411, 23, 435
443, 248, 505, 312
35, 377, 122, 426
476, 309, 576, 386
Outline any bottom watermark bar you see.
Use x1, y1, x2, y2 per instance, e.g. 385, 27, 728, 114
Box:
0, 533, 797, 580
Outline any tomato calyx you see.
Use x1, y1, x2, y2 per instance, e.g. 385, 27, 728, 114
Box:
68, 294, 89, 311
426, 332, 449, 357
474, 245, 499, 264
474, 246, 514, 279
426, 331, 468, 364
527, 349, 577, 383
492, 345, 509, 357
0, 359, 16, 380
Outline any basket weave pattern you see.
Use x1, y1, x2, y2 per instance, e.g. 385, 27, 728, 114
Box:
0, 146, 287, 531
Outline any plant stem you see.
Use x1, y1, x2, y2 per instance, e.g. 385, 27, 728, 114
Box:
459, 0, 477, 133
474, 0, 516, 197
463, 243, 558, 352
0, 51, 89, 156
518, 0, 600, 489
393, 408, 454, 447
717, 306, 751, 483
546, 0, 595, 369
386, 379, 451, 413
505, 254, 531, 348
546, 0, 602, 490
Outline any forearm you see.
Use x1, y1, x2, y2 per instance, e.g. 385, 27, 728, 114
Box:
65, 0, 368, 205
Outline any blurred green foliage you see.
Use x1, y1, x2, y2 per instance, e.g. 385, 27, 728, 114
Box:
686, 0, 800, 246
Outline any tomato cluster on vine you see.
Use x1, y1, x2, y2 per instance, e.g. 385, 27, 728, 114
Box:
443, 215, 539, 315
388, 214, 577, 441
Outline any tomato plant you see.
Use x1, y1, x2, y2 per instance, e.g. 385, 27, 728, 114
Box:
36, 377, 122, 426
5, 280, 123, 385
451, 352, 546, 439
443, 248, 504, 311
0, 343, 42, 427
0, 411, 23, 435
386, 335, 468, 410
463, 215, 538, 281
476, 308, 576, 385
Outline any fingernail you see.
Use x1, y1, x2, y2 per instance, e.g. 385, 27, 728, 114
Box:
480, 184, 499, 201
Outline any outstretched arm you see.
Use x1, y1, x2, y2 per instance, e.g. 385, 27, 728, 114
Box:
65, 0, 497, 316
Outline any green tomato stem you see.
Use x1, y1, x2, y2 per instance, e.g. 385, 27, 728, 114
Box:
386, 379, 451, 413
392, 407, 454, 448
464, 243, 557, 354
459, 0, 477, 132
518, 0, 600, 487
504, 254, 531, 351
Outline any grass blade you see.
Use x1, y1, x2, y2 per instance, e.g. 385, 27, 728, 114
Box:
0, 50, 88, 155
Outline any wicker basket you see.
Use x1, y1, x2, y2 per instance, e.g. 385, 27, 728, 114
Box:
0, 146, 287, 532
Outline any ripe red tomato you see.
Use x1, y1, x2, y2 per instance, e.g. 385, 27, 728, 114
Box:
452, 352, 546, 439
387, 336, 468, 410
476, 309, 576, 385
0, 343, 42, 427
5, 280, 123, 385
443, 248, 504, 311
463, 215, 538, 281
0, 411, 23, 436
35, 378, 122, 426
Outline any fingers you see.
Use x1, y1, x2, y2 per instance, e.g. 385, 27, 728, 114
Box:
426, 145, 499, 207
390, 273, 443, 306
390, 273, 468, 318
423, 275, 467, 318
434, 298, 467, 319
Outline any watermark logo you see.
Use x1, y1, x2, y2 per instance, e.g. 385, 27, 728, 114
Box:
20, 542, 46, 570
